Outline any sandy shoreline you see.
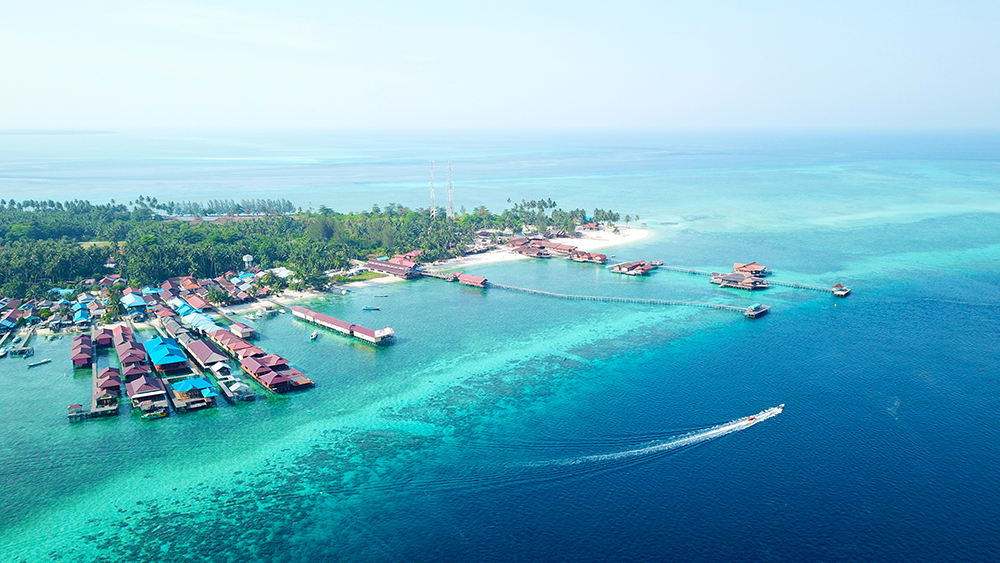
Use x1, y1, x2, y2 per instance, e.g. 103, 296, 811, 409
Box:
429, 226, 652, 270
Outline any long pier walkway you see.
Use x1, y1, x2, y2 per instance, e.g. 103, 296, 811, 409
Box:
486, 283, 752, 314
657, 266, 844, 294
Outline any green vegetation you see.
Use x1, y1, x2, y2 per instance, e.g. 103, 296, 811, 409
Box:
331, 271, 387, 284
0, 197, 620, 297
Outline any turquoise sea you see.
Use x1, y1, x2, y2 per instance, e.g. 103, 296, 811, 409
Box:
1, 131, 999, 562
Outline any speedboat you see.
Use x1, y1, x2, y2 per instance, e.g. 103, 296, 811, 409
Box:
362, 306, 380, 311
747, 416, 755, 421
0, 347, 6, 358
310, 331, 318, 340
141, 408, 168, 419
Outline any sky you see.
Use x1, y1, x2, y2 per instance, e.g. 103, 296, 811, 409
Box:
1, 1, 998, 130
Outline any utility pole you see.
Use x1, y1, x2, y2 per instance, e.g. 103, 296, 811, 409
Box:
429, 160, 436, 220
447, 161, 454, 220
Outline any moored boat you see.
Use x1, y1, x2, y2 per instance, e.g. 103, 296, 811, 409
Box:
141, 408, 168, 419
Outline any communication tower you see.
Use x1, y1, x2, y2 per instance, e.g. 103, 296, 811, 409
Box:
447, 161, 454, 220
429, 160, 436, 220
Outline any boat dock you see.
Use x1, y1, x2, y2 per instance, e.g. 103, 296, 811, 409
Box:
486, 283, 767, 318
7, 346, 34, 357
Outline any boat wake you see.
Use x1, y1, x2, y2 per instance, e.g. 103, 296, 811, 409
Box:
528, 404, 785, 468
205, 405, 785, 511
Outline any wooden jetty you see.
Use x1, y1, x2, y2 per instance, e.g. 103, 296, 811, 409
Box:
8, 346, 34, 357
658, 265, 851, 296
486, 283, 767, 318
419, 270, 460, 281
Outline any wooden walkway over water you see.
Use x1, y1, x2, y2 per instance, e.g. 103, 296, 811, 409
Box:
657, 266, 845, 294
486, 283, 753, 314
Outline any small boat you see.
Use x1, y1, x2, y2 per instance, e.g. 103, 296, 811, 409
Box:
0, 347, 7, 358
362, 306, 380, 311
141, 408, 168, 420
27, 358, 52, 368
341, 289, 349, 295
375, 294, 389, 297
310, 331, 318, 340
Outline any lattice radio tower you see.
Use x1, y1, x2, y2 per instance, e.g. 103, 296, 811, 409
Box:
446, 161, 455, 220
429, 160, 436, 220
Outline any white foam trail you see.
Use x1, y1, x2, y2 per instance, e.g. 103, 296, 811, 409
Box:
540, 405, 784, 467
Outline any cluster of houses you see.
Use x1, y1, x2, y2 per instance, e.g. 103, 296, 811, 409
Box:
0, 268, 281, 335
206, 327, 313, 393
100, 325, 169, 414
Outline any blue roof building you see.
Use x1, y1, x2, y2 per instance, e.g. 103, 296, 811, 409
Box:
171, 377, 219, 398
143, 337, 188, 371
73, 309, 90, 324
121, 293, 147, 310
181, 313, 224, 334
168, 297, 197, 316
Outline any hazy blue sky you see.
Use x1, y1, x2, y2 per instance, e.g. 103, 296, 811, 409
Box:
2, 1, 998, 130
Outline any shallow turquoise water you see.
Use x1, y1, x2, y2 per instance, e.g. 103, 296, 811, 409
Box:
1, 132, 999, 562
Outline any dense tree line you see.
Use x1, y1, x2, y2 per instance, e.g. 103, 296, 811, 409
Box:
0, 197, 620, 297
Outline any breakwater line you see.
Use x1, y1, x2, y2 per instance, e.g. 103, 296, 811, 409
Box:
485, 282, 756, 315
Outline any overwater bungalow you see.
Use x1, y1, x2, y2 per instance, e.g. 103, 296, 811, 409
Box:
95, 368, 122, 408
513, 246, 551, 258
290, 306, 394, 345
144, 337, 190, 373
186, 339, 229, 370
832, 283, 852, 297
240, 356, 292, 392
257, 353, 313, 389
612, 261, 654, 275
711, 272, 769, 290
70, 334, 93, 367
93, 327, 113, 347
168, 377, 218, 411
229, 321, 255, 340
458, 274, 488, 288
733, 261, 771, 277
569, 250, 608, 264
121, 364, 152, 380
125, 375, 168, 409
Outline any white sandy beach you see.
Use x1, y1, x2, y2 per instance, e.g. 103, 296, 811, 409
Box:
430, 226, 651, 270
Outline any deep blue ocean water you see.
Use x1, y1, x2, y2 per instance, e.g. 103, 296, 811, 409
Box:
0, 131, 999, 562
